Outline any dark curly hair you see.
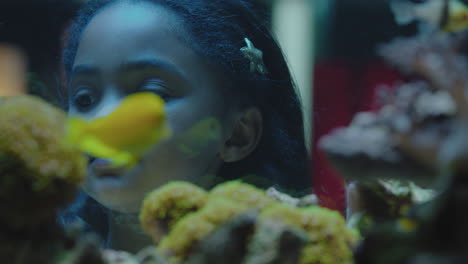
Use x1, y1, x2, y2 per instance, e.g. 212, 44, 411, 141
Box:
62, 0, 311, 192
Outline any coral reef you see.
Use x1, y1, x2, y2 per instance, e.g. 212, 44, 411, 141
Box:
346, 179, 436, 233
0, 95, 87, 263
139, 181, 208, 243
320, 22, 468, 263
318, 81, 443, 186
139, 181, 358, 264
266, 187, 319, 207
356, 32, 468, 264
319, 34, 468, 188
158, 198, 250, 263
260, 203, 359, 264
0, 94, 354, 264
243, 217, 308, 264
185, 212, 258, 264
209, 180, 276, 210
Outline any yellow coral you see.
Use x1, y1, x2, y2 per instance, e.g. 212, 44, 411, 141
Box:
158, 198, 249, 263
260, 203, 359, 264
209, 180, 276, 211
0, 95, 86, 228
139, 181, 208, 243
143, 180, 358, 263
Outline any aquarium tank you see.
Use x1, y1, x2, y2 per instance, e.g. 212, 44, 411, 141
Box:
1, 0, 467, 263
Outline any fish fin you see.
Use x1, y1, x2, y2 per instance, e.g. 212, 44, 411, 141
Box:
81, 137, 136, 167
110, 152, 137, 168
150, 126, 171, 144
80, 136, 120, 159
81, 135, 136, 168
161, 127, 171, 140
177, 143, 200, 158
66, 118, 88, 145
67, 118, 130, 163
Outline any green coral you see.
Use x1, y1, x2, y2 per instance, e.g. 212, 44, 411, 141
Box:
0, 95, 86, 229
260, 203, 359, 264
209, 180, 276, 211
139, 181, 208, 243
158, 198, 249, 263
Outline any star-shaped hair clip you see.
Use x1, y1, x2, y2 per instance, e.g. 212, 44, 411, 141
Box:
240, 38, 268, 75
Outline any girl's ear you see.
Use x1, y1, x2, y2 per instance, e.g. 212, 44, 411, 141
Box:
220, 107, 263, 162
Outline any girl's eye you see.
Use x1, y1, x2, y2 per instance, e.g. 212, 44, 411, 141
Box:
71, 88, 98, 112
139, 78, 172, 101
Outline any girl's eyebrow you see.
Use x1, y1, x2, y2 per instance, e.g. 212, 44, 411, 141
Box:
71, 59, 189, 84
71, 65, 100, 76
118, 59, 187, 82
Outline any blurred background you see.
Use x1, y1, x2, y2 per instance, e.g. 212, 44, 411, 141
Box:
0, 0, 416, 213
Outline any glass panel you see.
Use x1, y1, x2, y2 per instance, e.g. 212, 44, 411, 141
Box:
2, 0, 461, 263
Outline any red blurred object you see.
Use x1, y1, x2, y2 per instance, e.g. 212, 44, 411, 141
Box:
312, 59, 403, 213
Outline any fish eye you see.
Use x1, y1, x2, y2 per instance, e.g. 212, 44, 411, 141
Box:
71, 87, 98, 112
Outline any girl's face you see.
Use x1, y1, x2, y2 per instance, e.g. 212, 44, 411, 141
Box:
69, 2, 227, 213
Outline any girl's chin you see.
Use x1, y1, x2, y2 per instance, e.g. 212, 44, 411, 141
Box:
83, 183, 143, 214
100, 199, 142, 214
82, 168, 145, 213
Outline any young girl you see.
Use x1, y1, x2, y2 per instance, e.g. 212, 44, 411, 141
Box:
61, 0, 311, 252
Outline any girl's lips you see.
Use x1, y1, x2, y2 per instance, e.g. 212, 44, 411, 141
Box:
90, 158, 127, 178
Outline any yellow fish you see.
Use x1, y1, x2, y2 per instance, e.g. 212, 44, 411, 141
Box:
67, 92, 170, 168
389, 0, 468, 33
